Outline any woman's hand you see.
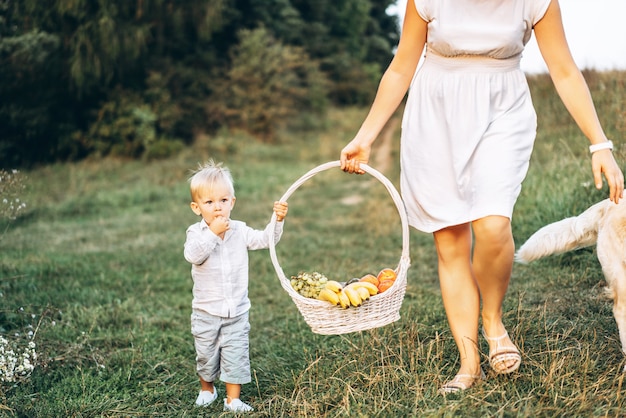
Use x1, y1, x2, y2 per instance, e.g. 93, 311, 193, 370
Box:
592, 150, 624, 203
340, 140, 371, 174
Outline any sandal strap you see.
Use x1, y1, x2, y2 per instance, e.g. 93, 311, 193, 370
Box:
440, 382, 469, 393
452, 373, 484, 381
489, 349, 522, 373
489, 347, 520, 355
439, 371, 485, 394
482, 329, 521, 360
482, 328, 510, 342
490, 350, 521, 362
483, 328, 522, 374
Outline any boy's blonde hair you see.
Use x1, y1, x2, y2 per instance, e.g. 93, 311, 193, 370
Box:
188, 160, 235, 201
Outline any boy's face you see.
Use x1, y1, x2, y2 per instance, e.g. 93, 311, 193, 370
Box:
190, 181, 236, 225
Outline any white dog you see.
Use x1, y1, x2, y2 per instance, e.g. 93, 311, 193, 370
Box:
516, 198, 626, 371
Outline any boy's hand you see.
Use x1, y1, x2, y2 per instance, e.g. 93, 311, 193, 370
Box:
209, 215, 230, 236
274, 201, 288, 222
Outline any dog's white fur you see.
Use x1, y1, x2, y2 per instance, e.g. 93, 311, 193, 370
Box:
516, 198, 626, 371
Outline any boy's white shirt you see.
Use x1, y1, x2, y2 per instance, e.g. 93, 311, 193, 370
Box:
184, 218, 284, 317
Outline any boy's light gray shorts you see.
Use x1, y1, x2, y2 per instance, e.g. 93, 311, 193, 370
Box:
191, 309, 251, 384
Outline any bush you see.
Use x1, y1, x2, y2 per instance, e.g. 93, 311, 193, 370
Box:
208, 26, 329, 140
86, 87, 185, 159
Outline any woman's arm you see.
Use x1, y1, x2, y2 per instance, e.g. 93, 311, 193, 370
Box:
534, 0, 623, 202
341, 0, 427, 174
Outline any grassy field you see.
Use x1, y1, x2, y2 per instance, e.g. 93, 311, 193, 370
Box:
1, 71, 626, 417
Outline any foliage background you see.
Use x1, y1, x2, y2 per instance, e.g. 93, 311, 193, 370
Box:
0, 0, 398, 166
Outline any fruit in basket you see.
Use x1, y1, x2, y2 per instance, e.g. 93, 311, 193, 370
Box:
324, 280, 343, 293
290, 271, 328, 299
337, 289, 350, 309
355, 286, 371, 301
359, 274, 379, 287
378, 279, 395, 293
318, 288, 340, 305
377, 268, 397, 283
310, 273, 378, 309
342, 286, 362, 307
346, 277, 360, 286
351, 281, 379, 296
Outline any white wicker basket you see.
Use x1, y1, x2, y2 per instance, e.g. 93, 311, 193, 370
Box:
269, 161, 411, 335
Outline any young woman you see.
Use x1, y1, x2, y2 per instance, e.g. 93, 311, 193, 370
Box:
340, 0, 623, 393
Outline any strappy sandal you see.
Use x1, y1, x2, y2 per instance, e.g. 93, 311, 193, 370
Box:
438, 369, 486, 395
482, 329, 521, 374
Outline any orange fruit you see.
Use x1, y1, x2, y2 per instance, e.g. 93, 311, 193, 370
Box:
359, 274, 379, 287
377, 268, 397, 283
377, 279, 395, 293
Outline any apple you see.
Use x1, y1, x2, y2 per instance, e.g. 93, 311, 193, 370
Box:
378, 279, 395, 293
377, 268, 397, 283
359, 274, 379, 286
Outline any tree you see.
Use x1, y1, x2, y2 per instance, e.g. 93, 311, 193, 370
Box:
218, 0, 399, 104
208, 26, 328, 140
0, 0, 400, 165
0, 29, 66, 165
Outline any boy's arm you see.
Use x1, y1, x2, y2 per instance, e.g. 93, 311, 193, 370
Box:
242, 221, 283, 251
243, 201, 288, 250
268, 201, 287, 244
183, 224, 220, 264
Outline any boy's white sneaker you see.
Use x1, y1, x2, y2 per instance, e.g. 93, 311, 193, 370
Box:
223, 398, 253, 412
195, 389, 218, 407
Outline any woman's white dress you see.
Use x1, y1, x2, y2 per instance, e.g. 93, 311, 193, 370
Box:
401, 0, 552, 232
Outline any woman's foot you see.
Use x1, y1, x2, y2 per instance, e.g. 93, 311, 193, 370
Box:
482, 329, 521, 374
438, 369, 485, 395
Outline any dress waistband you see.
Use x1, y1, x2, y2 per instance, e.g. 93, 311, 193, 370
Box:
423, 50, 521, 73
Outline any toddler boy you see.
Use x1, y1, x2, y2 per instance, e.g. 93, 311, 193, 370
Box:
183, 160, 288, 412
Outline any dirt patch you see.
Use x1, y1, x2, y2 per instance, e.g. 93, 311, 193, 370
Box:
341, 194, 363, 206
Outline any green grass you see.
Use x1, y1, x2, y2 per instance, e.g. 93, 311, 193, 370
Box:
1, 72, 626, 417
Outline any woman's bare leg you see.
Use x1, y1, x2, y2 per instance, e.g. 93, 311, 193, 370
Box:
472, 215, 519, 372
433, 223, 482, 382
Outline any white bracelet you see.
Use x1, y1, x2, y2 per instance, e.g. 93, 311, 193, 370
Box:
589, 140, 613, 154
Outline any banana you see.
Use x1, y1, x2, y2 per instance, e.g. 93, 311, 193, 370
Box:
346, 277, 360, 286
324, 280, 343, 294
337, 289, 350, 309
355, 286, 370, 301
317, 288, 340, 305
342, 286, 362, 307
351, 281, 379, 296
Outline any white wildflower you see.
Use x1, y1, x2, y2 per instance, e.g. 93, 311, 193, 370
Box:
0, 336, 37, 383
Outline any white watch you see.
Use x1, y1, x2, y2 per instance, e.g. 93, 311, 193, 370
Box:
589, 140, 613, 154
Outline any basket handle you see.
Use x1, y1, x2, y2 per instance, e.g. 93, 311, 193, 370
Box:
269, 161, 410, 293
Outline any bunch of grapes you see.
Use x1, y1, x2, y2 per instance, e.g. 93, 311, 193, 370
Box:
290, 271, 328, 299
